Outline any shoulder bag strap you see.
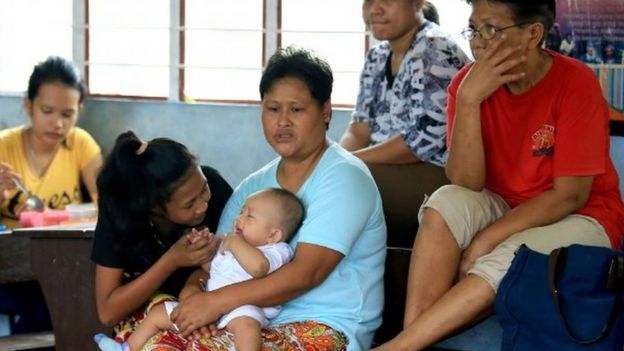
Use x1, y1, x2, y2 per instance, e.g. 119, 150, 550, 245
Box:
548, 247, 623, 345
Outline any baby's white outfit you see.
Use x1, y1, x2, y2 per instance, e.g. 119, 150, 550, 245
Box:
165, 242, 293, 329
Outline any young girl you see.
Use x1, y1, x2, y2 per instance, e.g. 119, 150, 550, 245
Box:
91, 131, 232, 342
0, 55, 102, 335
0, 55, 102, 227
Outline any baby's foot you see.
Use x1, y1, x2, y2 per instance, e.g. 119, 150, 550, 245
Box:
93, 333, 129, 351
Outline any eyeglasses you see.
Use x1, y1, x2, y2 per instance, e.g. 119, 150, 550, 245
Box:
461, 22, 531, 41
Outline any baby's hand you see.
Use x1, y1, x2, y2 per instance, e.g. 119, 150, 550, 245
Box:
187, 227, 213, 244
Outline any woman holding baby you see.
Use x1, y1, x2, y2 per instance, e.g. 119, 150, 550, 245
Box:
93, 46, 386, 351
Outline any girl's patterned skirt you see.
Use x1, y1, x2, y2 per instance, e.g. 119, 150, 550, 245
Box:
113, 294, 348, 351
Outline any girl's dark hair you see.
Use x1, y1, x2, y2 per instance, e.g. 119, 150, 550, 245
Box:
27, 56, 88, 103
465, 0, 556, 41
97, 131, 198, 239
259, 45, 333, 106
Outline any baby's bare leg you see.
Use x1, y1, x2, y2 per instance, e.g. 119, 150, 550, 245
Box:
226, 316, 262, 351
127, 304, 174, 351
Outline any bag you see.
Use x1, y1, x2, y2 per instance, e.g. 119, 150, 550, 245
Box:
496, 244, 624, 350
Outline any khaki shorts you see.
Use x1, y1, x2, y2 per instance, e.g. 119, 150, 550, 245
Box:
419, 185, 611, 291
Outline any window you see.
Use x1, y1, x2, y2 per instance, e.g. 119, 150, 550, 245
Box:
86, 0, 365, 104
281, 0, 366, 106
88, 0, 169, 97
184, 0, 263, 102
1, 0, 471, 105
429, 0, 473, 59
0, 0, 73, 94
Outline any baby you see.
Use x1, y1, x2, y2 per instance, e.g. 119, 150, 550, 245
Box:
95, 187, 304, 351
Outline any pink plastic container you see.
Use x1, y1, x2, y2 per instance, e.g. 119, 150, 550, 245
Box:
19, 210, 70, 227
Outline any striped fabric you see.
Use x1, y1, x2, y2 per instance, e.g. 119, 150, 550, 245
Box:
589, 64, 624, 121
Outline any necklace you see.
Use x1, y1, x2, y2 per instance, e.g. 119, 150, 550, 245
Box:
149, 220, 167, 248
153, 233, 166, 248
24, 129, 57, 177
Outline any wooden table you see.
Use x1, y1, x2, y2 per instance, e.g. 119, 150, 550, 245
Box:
2, 227, 111, 350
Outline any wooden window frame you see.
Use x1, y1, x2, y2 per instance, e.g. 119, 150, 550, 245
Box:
80, 0, 369, 106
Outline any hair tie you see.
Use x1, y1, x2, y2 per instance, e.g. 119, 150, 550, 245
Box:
136, 141, 149, 155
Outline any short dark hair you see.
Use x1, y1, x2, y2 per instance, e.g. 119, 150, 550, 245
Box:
423, 1, 440, 25
256, 188, 305, 242
27, 56, 87, 104
97, 131, 198, 237
259, 45, 333, 107
465, 0, 556, 40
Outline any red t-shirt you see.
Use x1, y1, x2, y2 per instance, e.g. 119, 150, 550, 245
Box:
447, 50, 624, 249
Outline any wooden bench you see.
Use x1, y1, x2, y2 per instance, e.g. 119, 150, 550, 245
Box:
0, 331, 55, 351
367, 163, 502, 350
374, 247, 411, 344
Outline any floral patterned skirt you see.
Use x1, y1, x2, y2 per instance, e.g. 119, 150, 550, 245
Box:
114, 294, 348, 351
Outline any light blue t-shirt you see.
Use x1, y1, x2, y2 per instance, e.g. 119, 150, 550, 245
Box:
217, 142, 387, 351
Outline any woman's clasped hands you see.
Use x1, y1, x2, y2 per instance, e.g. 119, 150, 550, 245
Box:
167, 227, 220, 270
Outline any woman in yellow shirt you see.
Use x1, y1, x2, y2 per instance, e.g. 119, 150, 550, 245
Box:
0, 56, 102, 228
0, 56, 102, 336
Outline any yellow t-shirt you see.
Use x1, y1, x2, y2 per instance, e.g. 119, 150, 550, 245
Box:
0, 125, 101, 227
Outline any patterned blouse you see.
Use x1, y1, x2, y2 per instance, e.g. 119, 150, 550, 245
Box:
352, 21, 470, 166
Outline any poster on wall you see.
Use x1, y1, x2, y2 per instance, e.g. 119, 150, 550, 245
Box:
548, 0, 624, 135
